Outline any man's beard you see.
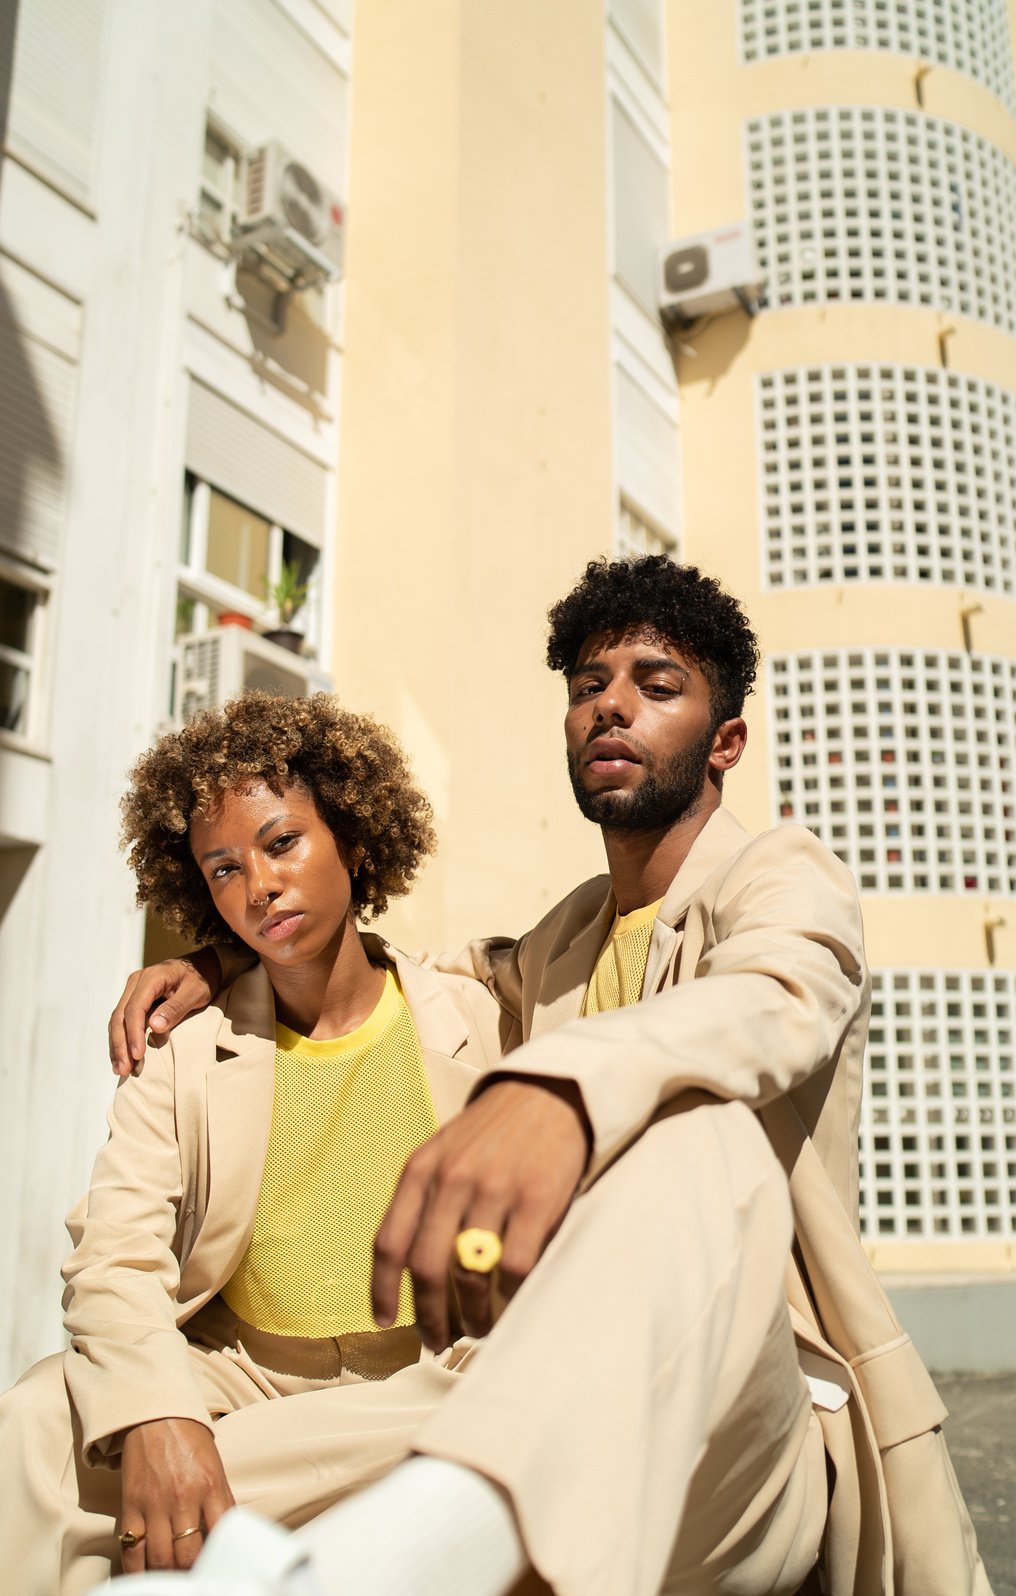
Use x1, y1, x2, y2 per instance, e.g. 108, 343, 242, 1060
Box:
567, 725, 715, 832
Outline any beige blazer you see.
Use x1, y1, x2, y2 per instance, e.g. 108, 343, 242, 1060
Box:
437, 808, 990, 1596
61, 940, 506, 1469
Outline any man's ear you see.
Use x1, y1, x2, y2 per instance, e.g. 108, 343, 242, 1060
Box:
709, 717, 748, 774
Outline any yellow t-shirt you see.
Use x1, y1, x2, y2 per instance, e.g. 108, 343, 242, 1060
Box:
222, 969, 437, 1337
581, 898, 665, 1017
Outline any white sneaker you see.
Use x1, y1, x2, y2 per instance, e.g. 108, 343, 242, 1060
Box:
92, 1509, 325, 1596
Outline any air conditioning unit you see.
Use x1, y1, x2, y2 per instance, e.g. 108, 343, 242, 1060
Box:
659, 222, 764, 330
232, 141, 346, 286
173, 628, 332, 726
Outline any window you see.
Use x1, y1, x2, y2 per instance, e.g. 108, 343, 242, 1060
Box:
616, 500, 676, 559
178, 475, 320, 646
196, 119, 243, 246
0, 562, 48, 744
611, 100, 670, 313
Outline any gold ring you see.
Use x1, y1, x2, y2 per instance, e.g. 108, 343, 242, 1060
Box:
454, 1227, 503, 1274
118, 1529, 146, 1550
172, 1526, 202, 1542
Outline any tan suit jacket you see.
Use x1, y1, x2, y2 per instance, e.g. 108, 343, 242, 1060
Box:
61, 940, 506, 1468
437, 808, 989, 1596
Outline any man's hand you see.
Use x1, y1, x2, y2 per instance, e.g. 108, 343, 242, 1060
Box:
108, 949, 222, 1077
118, 1417, 234, 1573
372, 1077, 591, 1351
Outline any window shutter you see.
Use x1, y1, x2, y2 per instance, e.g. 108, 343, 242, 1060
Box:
0, 276, 79, 572
184, 378, 328, 547
615, 366, 678, 537
6, 0, 108, 206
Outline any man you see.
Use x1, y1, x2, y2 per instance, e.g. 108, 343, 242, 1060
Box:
107, 558, 990, 1596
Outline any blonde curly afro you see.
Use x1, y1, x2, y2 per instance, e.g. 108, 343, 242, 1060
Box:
121, 691, 436, 944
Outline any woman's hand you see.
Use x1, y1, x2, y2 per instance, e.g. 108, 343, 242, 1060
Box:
118, 1417, 235, 1572
107, 949, 222, 1077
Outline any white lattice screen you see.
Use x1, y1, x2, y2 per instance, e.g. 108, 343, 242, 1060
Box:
770, 649, 1016, 895
746, 107, 1016, 333
757, 364, 1016, 594
861, 969, 1016, 1239
739, 0, 1016, 112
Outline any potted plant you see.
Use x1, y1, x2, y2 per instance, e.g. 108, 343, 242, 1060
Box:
262, 560, 310, 654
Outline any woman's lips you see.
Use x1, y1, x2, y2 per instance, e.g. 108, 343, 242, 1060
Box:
259, 911, 304, 941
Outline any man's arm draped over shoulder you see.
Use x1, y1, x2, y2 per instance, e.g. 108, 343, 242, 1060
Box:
436, 827, 867, 1184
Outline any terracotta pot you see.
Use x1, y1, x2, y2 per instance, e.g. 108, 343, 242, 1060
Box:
263, 628, 305, 655
218, 611, 253, 630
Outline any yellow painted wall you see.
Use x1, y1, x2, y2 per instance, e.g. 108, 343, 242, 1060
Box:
334, 1, 612, 952
666, 1, 1016, 1273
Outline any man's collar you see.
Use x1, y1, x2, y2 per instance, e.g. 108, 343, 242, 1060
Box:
657, 805, 752, 925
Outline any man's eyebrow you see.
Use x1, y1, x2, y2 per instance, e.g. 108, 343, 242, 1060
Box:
633, 655, 689, 677
199, 814, 295, 863
571, 655, 689, 677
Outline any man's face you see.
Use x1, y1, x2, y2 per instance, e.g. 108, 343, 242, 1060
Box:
564, 630, 726, 831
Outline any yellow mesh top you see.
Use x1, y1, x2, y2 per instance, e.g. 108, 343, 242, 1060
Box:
221, 969, 437, 1337
581, 898, 665, 1017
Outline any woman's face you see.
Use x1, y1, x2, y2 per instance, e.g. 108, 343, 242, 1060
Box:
189, 779, 353, 965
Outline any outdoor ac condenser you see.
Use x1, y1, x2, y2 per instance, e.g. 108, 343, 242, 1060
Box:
232, 140, 346, 285
659, 221, 764, 329
173, 628, 332, 726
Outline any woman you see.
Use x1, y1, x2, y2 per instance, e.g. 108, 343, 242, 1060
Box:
0, 691, 504, 1595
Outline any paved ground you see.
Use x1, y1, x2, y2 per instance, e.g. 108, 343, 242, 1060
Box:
936, 1373, 1016, 1595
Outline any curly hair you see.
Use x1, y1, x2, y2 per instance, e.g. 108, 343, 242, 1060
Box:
120, 692, 436, 944
546, 556, 760, 723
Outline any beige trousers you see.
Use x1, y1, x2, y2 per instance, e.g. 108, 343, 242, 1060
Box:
2, 1100, 825, 1596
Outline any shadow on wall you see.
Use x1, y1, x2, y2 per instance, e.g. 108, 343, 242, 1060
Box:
0, 847, 34, 927
236, 267, 330, 415
664, 309, 754, 393
0, 0, 64, 890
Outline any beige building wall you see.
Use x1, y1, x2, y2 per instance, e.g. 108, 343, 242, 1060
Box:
334, 2, 622, 951
666, 0, 1016, 1273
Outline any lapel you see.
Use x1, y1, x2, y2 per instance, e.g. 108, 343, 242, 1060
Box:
529, 882, 616, 1040
188, 937, 488, 1295
642, 807, 754, 996
365, 935, 482, 1124
195, 964, 278, 1283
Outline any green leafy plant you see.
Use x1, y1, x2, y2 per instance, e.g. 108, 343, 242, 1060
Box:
264, 559, 309, 627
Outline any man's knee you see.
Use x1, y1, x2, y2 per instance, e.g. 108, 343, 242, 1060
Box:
591, 1095, 788, 1232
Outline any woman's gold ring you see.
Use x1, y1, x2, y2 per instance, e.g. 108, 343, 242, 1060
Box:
172, 1526, 202, 1543
454, 1227, 503, 1274
118, 1529, 146, 1550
